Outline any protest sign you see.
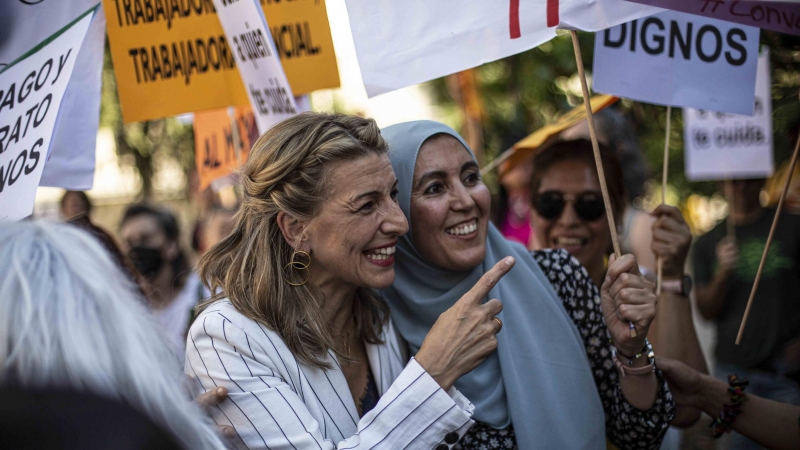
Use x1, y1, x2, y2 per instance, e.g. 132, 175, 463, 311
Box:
684, 50, 773, 181
0, 8, 95, 221
194, 104, 257, 191
593, 10, 760, 115
626, 0, 800, 36
0, 1, 105, 190
211, 0, 296, 134
344, 0, 661, 97
102, 0, 338, 123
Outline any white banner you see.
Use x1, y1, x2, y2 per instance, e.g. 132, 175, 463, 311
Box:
684, 51, 773, 181
593, 10, 760, 115
0, 1, 105, 190
211, 0, 297, 134
0, 8, 96, 221
344, 0, 662, 98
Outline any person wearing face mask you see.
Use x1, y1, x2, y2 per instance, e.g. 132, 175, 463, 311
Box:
381, 122, 674, 450
119, 203, 200, 357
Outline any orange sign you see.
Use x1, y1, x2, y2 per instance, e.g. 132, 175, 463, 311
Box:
103, 0, 339, 123
194, 105, 257, 191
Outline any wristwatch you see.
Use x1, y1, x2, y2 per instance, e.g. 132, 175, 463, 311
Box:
661, 274, 693, 296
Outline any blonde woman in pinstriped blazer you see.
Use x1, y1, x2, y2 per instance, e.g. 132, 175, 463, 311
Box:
188, 113, 514, 449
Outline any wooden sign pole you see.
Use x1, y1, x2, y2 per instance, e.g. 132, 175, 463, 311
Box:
480, 147, 515, 176
229, 108, 242, 167
735, 134, 800, 344
656, 106, 672, 296
570, 31, 635, 338
725, 178, 736, 239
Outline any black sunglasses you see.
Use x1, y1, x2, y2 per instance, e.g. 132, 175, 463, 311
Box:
533, 191, 605, 222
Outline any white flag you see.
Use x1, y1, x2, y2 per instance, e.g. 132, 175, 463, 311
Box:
344, 0, 662, 97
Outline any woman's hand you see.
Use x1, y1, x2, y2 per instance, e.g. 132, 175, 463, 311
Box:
715, 236, 739, 277
657, 357, 706, 410
415, 257, 515, 391
601, 254, 657, 356
196, 386, 236, 438
650, 205, 692, 279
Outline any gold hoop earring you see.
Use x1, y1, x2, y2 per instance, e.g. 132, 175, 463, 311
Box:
283, 250, 311, 286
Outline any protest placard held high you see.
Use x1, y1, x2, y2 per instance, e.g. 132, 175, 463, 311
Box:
0, 8, 96, 221
103, 0, 338, 123
684, 50, 774, 181
593, 10, 760, 115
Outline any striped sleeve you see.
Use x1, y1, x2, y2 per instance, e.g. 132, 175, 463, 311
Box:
186, 312, 474, 450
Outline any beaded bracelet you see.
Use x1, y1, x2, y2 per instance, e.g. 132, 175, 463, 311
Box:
614, 341, 648, 366
710, 375, 749, 439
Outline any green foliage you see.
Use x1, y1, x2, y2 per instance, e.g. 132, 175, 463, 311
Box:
427, 31, 800, 202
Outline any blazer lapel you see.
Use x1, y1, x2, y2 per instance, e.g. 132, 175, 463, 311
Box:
365, 340, 386, 394
367, 321, 408, 397
304, 351, 360, 438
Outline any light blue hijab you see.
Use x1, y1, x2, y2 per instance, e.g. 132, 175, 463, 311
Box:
381, 121, 606, 449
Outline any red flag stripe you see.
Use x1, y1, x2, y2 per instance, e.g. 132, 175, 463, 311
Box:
510, 0, 521, 39
547, 0, 559, 27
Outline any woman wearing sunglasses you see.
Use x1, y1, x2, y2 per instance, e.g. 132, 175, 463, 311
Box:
529, 139, 625, 287
530, 139, 708, 434
380, 122, 674, 449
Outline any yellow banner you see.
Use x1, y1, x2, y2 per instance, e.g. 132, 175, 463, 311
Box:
103, 0, 339, 123
194, 105, 256, 191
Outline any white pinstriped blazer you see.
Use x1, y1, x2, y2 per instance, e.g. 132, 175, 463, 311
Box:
185, 300, 475, 450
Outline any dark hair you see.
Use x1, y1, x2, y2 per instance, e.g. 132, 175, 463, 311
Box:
60, 191, 92, 217
589, 108, 650, 201
529, 139, 626, 223
120, 203, 189, 289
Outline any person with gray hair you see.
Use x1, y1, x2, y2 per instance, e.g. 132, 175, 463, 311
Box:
0, 221, 225, 450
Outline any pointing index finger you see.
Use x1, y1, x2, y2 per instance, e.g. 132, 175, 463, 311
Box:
462, 256, 515, 305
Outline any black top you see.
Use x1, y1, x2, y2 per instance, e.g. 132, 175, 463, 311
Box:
0, 388, 180, 450
358, 365, 380, 417
693, 209, 800, 368
457, 249, 674, 450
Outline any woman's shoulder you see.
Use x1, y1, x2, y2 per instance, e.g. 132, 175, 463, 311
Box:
189, 300, 302, 372
529, 248, 594, 292
530, 248, 585, 273
194, 298, 239, 322
192, 299, 283, 346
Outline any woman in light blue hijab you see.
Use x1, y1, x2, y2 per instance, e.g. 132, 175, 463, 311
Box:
381, 121, 675, 449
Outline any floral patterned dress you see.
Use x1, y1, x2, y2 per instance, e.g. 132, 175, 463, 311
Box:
454, 249, 675, 450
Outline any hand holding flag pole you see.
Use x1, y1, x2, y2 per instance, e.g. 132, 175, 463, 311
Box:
655, 107, 672, 296
569, 30, 636, 338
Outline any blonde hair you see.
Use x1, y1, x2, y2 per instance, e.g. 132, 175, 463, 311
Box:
198, 112, 390, 369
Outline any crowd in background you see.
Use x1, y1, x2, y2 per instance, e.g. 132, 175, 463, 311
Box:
1, 109, 799, 449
